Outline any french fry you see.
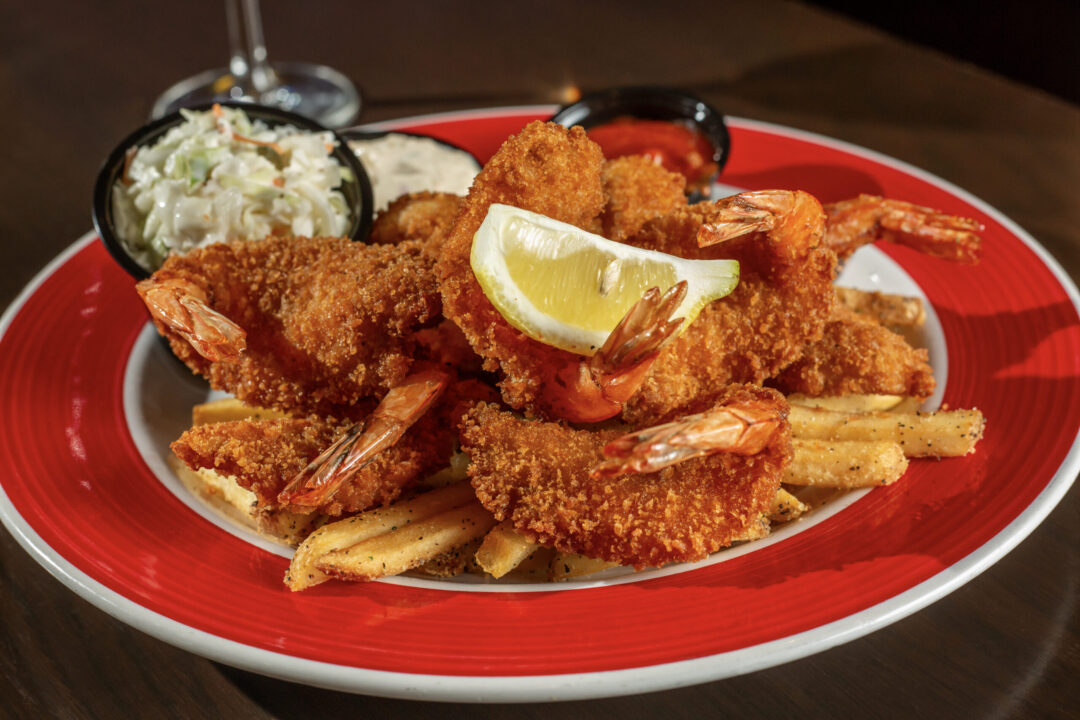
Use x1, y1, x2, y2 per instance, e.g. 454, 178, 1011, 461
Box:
890, 397, 924, 414
549, 553, 619, 581
474, 521, 539, 579
835, 286, 926, 327
785, 485, 849, 512
789, 405, 985, 457
505, 546, 557, 581
737, 514, 771, 541
768, 487, 808, 523
191, 397, 288, 426
786, 438, 908, 488
416, 450, 471, 489
167, 455, 317, 545
316, 501, 497, 581
415, 536, 484, 577
787, 393, 904, 413
285, 481, 477, 591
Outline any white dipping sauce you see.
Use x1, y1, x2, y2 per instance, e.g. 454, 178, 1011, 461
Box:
349, 133, 480, 212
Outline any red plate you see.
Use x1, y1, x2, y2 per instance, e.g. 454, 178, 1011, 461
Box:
2, 107, 1078, 702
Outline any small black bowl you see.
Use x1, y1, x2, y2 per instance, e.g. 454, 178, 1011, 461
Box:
338, 128, 482, 211
550, 86, 731, 194
92, 102, 374, 281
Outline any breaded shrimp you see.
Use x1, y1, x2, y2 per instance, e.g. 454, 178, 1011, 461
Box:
772, 305, 936, 399
620, 191, 838, 424
368, 191, 462, 247
461, 385, 790, 569
172, 378, 499, 517
437, 121, 612, 416
138, 235, 441, 419
824, 195, 982, 264
600, 155, 687, 242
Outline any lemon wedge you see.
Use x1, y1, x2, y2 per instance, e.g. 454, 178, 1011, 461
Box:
471, 204, 739, 355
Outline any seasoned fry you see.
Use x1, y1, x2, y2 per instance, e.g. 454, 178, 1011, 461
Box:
506, 546, 557, 581
890, 397, 924, 413
316, 501, 496, 581
416, 451, 471, 489
787, 393, 904, 413
769, 487, 808, 522
168, 455, 318, 544
285, 481, 477, 590
191, 397, 288, 426
835, 286, 926, 327
786, 438, 908, 488
785, 485, 849, 512
549, 553, 619, 581
475, 521, 539, 579
789, 405, 985, 457
415, 536, 484, 577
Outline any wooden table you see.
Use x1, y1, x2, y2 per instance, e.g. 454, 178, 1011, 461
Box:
2, 1, 1077, 717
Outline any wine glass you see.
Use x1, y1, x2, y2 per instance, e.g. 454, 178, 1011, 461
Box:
151, 0, 360, 127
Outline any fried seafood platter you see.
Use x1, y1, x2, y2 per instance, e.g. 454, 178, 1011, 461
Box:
143, 120, 986, 590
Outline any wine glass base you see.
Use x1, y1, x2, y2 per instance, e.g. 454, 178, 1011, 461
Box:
151, 61, 361, 128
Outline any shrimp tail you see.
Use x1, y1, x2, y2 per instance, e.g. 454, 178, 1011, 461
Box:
591, 399, 786, 478
697, 190, 824, 266
551, 282, 686, 423
824, 194, 983, 264
136, 276, 246, 362
278, 369, 450, 507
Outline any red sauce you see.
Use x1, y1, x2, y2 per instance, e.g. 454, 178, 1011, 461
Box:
587, 117, 717, 191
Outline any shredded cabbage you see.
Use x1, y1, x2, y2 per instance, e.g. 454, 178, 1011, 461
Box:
112, 106, 352, 271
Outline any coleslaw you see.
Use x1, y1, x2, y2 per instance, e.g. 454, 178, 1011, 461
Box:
112, 105, 353, 271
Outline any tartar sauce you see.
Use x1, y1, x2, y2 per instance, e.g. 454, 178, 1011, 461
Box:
113, 105, 353, 271
349, 133, 480, 212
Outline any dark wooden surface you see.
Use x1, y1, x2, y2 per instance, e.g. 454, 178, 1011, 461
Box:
2, 1, 1078, 717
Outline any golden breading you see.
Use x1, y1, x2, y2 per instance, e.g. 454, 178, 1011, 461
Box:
601, 155, 687, 242
172, 378, 501, 517
144, 235, 441, 419
437, 120, 608, 415
773, 306, 936, 399
369, 191, 462, 247
461, 385, 790, 569
620, 198, 838, 425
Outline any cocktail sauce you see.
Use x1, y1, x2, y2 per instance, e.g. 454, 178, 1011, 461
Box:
588, 118, 717, 191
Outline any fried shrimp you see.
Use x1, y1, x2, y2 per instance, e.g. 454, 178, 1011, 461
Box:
824, 194, 983, 264
137, 235, 442, 419
461, 385, 790, 569
437, 120, 618, 417
368, 191, 462, 247
600, 155, 687, 242
773, 304, 936, 399
172, 377, 498, 517
620, 190, 837, 424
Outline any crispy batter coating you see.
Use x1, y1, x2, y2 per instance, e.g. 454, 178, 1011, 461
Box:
369, 191, 462, 247
772, 306, 936, 399
437, 121, 607, 413
149, 235, 441, 419
601, 155, 687, 242
172, 379, 500, 516
461, 385, 790, 569
620, 202, 838, 424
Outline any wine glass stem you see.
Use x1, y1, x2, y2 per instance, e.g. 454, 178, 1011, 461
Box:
225, 0, 278, 97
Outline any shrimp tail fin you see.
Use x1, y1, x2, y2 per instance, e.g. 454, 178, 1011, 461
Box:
551, 282, 687, 423
278, 370, 450, 507
825, 195, 983, 264
136, 276, 247, 362
591, 399, 786, 478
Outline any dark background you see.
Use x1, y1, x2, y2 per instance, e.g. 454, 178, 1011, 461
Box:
812, 0, 1079, 103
